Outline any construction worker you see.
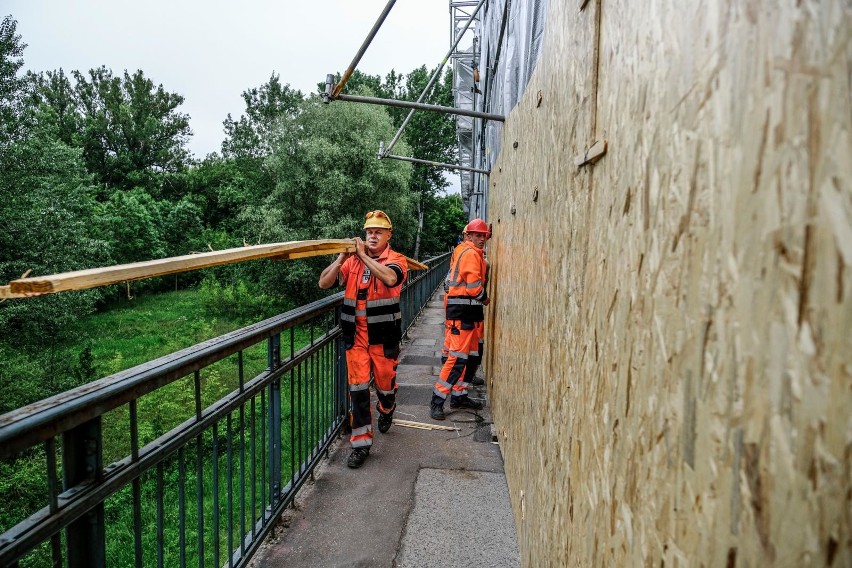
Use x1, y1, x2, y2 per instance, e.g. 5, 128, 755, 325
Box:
431, 218, 490, 420
319, 210, 408, 468
440, 240, 488, 387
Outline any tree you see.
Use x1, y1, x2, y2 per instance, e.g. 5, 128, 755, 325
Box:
0, 15, 26, 146
0, 112, 111, 346
95, 188, 167, 264
26, 68, 80, 146
0, 18, 110, 345
70, 66, 192, 195
160, 194, 205, 257
209, 74, 306, 239
222, 73, 303, 160
238, 94, 415, 303
420, 193, 468, 256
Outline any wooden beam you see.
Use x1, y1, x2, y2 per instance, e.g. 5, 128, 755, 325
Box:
269, 250, 427, 270
5, 240, 429, 297
574, 139, 608, 167
404, 257, 428, 271
393, 419, 460, 431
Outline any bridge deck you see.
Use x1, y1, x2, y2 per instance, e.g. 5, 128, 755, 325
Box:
250, 292, 520, 567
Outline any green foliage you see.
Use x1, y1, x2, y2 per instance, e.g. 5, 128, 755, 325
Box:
323, 66, 458, 258
420, 193, 469, 255
222, 73, 303, 160
0, 448, 47, 535
178, 155, 263, 232
95, 187, 167, 263
319, 69, 395, 100
71, 66, 192, 193
0, 112, 111, 344
236, 95, 416, 302
74, 344, 97, 383
0, 15, 25, 145
0, 288, 285, 415
24, 69, 79, 145
160, 194, 205, 256
198, 277, 289, 322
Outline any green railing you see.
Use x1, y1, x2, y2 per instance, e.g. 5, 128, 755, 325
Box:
0, 251, 450, 567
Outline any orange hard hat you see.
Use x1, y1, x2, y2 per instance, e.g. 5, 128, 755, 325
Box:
463, 218, 491, 238
363, 210, 393, 230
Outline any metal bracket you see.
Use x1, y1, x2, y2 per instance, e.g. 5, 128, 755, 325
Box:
322, 74, 334, 104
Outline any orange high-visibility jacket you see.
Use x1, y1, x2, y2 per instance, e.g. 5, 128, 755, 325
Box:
339, 246, 408, 350
444, 241, 487, 323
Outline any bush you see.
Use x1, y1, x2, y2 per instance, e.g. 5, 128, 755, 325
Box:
198, 277, 285, 323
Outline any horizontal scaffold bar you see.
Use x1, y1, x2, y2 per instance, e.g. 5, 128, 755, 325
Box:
336, 93, 504, 122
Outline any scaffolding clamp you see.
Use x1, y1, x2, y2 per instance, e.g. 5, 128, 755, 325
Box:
322, 74, 335, 104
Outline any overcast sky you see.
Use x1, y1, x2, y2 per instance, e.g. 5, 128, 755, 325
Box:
5, 0, 461, 169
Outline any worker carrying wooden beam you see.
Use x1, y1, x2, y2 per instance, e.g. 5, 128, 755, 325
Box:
318, 210, 407, 469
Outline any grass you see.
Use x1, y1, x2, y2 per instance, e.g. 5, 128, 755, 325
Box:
73, 289, 271, 375
0, 287, 291, 415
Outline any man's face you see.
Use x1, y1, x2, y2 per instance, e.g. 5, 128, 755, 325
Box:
365, 228, 391, 254
466, 231, 488, 249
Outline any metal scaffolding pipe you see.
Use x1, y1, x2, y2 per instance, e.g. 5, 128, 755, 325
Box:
382, 0, 487, 156
336, 93, 504, 122
330, 0, 398, 99
381, 153, 490, 175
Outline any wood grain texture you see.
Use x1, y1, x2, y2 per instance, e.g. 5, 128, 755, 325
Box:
485, 1, 852, 566
0, 286, 25, 299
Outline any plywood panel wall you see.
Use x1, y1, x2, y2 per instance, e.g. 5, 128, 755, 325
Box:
485, 1, 852, 566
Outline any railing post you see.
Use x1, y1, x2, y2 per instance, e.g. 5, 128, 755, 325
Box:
267, 332, 281, 369
335, 306, 349, 423
62, 417, 105, 568
267, 334, 282, 507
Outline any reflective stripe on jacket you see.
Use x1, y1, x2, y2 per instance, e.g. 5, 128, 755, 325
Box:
339, 246, 408, 351
444, 241, 487, 322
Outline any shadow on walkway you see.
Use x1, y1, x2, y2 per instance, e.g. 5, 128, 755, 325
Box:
250, 291, 519, 568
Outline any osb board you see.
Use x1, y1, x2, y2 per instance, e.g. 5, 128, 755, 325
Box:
485, 1, 852, 566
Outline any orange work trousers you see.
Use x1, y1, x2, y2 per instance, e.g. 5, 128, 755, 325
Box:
432, 320, 482, 404
345, 319, 398, 449
440, 321, 484, 383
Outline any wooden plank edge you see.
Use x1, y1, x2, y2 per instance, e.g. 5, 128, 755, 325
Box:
574, 139, 608, 167
393, 419, 459, 431
406, 257, 429, 271
0, 285, 27, 299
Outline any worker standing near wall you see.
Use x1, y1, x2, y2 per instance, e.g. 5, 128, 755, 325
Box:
431, 218, 491, 420
318, 210, 408, 468
440, 232, 489, 387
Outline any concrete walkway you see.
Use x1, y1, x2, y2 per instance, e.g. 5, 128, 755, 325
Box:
251, 291, 520, 568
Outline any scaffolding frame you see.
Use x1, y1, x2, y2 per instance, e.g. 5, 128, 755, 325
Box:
322, 0, 496, 186
449, 0, 484, 215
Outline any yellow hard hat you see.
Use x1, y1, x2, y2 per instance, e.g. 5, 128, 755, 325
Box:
363, 210, 393, 230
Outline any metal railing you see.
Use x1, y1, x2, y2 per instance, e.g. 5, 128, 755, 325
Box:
400, 252, 451, 336
0, 251, 450, 568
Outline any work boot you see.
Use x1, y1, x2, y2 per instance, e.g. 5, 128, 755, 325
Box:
450, 396, 484, 410
347, 447, 370, 468
430, 402, 446, 420
377, 410, 394, 434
